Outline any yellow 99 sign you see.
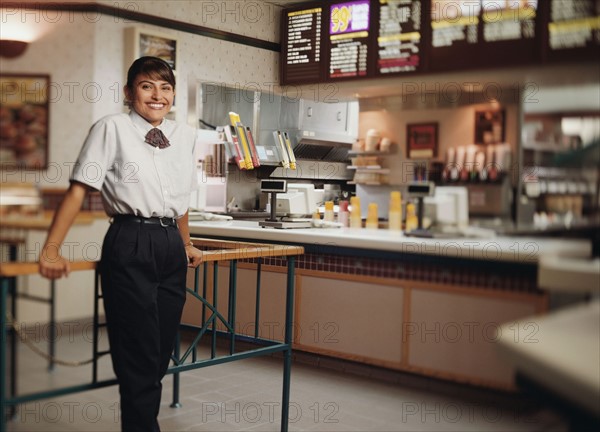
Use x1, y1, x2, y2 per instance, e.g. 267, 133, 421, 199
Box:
331, 5, 352, 34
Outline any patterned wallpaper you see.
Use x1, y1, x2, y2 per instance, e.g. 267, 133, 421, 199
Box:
98, 0, 283, 42
1, 1, 281, 187
1, 13, 97, 187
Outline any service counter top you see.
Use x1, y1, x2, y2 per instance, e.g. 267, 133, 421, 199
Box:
189, 220, 592, 264
497, 300, 600, 418
188, 219, 579, 390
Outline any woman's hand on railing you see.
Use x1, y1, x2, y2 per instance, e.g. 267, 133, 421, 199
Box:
185, 244, 203, 268
39, 246, 71, 279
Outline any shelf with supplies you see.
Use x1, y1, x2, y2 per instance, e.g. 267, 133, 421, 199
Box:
347, 166, 390, 174
348, 152, 390, 185
348, 150, 392, 186
347, 181, 389, 186
348, 150, 393, 157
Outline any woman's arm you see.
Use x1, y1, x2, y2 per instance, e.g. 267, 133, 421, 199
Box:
178, 210, 203, 267
38, 182, 89, 279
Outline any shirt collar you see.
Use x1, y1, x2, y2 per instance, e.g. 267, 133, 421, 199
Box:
129, 109, 165, 134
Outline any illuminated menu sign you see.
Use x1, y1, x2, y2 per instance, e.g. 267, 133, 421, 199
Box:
429, 1, 479, 71
429, 1, 540, 71
282, 7, 324, 84
481, 0, 537, 42
431, 1, 479, 48
377, 0, 423, 74
329, 1, 371, 79
546, 0, 600, 61
279, 1, 597, 85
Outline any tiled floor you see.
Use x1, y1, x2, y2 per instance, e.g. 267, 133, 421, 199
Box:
4, 327, 570, 432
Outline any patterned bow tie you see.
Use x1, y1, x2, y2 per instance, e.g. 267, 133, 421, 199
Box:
145, 128, 170, 149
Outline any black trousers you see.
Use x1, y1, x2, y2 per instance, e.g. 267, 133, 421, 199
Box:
100, 219, 187, 432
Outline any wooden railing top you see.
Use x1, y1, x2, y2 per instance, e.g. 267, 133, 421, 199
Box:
0, 261, 97, 277
0, 238, 304, 277
0, 213, 98, 231
0, 236, 26, 246
192, 238, 304, 262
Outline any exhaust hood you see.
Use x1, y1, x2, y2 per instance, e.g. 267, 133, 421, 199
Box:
258, 95, 359, 163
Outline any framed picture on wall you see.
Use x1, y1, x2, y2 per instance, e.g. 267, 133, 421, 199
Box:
407, 122, 438, 159
475, 109, 505, 144
125, 27, 178, 72
0, 74, 50, 169
124, 27, 178, 114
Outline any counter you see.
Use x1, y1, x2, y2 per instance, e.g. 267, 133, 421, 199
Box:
186, 220, 593, 390
498, 300, 600, 419
189, 220, 592, 263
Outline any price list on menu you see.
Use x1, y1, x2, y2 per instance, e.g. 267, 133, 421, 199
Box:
546, 0, 600, 61
282, 7, 323, 84
481, 1, 537, 43
429, 1, 540, 71
377, 0, 423, 75
329, 1, 371, 79
479, 1, 540, 67
428, 1, 480, 71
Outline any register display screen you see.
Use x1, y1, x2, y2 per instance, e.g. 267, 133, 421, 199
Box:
261, 180, 287, 193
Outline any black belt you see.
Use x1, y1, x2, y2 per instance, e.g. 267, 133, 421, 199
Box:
112, 214, 178, 227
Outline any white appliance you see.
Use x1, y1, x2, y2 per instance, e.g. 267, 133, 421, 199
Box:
424, 186, 469, 228
275, 183, 322, 217
275, 190, 308, 216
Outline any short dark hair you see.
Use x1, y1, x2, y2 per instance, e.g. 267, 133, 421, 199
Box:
126, 56, 176, 89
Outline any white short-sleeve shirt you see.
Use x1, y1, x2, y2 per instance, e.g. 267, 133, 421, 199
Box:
71, 110, 199, 218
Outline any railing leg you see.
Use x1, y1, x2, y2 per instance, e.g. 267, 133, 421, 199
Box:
9, 276, 16, 420
281, 256, 295, 432
201, 262, 207, 326
211, 261, 218, 359
1, 278, 9, 432
254, 258, 262, 339
8, 246, 17, 420
48, 280, 56, 371
170, 331, 182, 408
92, 269, 100, 384
229, 260, 237, 355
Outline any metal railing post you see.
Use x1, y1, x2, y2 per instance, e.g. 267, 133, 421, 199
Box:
49, 280, 56, 371
281, 256, 295, 432
254, 258, 262, 339
170, 330, 181, 408
211, 261, 218, 359
229, 260, 237, 355
1, 278, 9, 432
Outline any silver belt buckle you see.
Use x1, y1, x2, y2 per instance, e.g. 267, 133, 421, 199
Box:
160, 217, 170, 227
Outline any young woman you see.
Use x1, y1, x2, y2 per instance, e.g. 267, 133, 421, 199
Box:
39, 56, 203, 431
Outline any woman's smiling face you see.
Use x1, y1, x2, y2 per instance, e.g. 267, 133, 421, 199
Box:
125, 74, 174, 127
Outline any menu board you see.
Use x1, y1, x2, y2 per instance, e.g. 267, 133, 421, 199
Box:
481, 0, 537, 43
279, 0, 598, 85
281, 6, 324, 84
430, 1, 480, 50
329, 1, 371, 79
377, 0, 423, 75
545, 0, 600, 62
429, 0, 540, 71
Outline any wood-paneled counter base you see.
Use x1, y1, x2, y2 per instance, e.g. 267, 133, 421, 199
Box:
183, 230, 555, 391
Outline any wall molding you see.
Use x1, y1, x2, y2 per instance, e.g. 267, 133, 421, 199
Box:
0, 1, 281, 52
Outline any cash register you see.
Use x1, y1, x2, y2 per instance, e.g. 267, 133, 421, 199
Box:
259, 180, 313, 229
